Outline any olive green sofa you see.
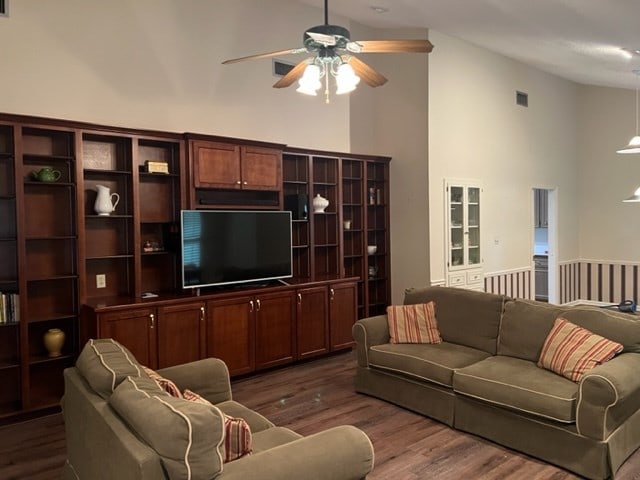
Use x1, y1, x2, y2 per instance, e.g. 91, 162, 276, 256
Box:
352, 286, 640, 479
62, 339, 374, 480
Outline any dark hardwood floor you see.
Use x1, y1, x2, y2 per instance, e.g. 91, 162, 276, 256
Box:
1, 351, 639, 479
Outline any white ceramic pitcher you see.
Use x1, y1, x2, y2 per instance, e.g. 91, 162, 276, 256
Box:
94, 184, 120, 216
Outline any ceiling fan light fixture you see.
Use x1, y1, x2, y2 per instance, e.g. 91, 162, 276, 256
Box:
617, 70, 640, 154
617, 135, 640, 154
296, 64, 322, 95
335, 62, 360, 95
623, 186, 640, 202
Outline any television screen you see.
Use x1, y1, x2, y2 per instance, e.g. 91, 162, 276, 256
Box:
181, 210, 292, 289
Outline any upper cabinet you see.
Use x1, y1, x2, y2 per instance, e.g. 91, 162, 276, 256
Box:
187, 137, 284, 209
445, 179, 483, 291
534, 189, 548, 228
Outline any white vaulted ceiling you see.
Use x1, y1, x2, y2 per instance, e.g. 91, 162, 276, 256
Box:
296, 0, 640, 89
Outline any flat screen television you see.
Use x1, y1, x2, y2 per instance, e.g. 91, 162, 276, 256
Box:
180, 210, 293, 289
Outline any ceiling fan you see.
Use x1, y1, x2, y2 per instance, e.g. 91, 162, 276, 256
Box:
222, 0, 433, 101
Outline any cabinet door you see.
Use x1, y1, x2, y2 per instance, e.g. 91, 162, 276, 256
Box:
192, 141, 241, 189
329, 282, 357, 351
99, 308, 157, 368
240, 146, 282, 191
157, 302, 206, 369
206, 296, 255, 376
255, 291, 296, 370
296, 286, 329, 360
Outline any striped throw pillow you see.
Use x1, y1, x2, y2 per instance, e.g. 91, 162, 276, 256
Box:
387, 302, 442, 344
537, 317, 623, 382
183, 389, 253, 462
141, 366, 182, 398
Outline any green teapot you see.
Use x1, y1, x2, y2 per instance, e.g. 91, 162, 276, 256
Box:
31, 167, 61, 182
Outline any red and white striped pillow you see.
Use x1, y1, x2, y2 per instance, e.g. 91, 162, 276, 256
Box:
386, 302, 442, 344
183, 389, 253, 462
537, 317, 623, 382
141, 366, 183, 398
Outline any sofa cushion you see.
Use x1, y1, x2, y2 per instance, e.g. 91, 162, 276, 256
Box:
538, 317, 623, 382
76, 338, 143, 399
498, 299, 640, 362
454, 356, 579, 423
403, 286, 505, 354
369, 342, 492, 387
109, 376, 224, 480
387, 302, 442, 344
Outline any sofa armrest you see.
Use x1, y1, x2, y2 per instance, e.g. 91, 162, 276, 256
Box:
577, 353, 640, 440
352, 315, 390, 368
219, 425, 374, 480
157, 357, 232, 404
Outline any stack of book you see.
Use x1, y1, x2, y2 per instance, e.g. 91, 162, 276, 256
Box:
0, 293, 19, 324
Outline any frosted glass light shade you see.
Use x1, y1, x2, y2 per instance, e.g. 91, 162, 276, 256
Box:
617, 135, 640, 154
623, 186, 640, 202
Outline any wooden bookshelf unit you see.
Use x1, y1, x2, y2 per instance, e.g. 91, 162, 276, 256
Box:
0, 113, 391, 423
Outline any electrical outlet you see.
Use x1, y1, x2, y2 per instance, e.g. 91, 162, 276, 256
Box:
96, 274, 106, 289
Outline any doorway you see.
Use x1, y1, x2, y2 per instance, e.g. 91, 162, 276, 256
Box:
532, 188, 557, 303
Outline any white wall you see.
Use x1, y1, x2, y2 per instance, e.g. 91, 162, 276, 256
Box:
428, 30, 580, 285
349, 27, 430, 303
0, 0, 351, 151
578, 85, 640, 261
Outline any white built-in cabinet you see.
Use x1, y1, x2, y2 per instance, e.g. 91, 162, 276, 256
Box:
445, 179, 483, 290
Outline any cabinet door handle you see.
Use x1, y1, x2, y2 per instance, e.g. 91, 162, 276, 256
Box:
297, 293, 302, 305
243, 181, 248, 185
236, 180, 241, 185
149, 313, 155, 329
200, 306, 205, 321
256, 299, 261, 311
330, 288, 335, 300
249, 300, 254, 312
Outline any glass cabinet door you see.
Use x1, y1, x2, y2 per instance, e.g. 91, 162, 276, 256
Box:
449, 186, 464, 267
467, 187, 480, 265
447, 183, 481, 269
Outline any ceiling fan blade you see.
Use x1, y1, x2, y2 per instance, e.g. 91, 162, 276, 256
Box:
307, 31, 337, 46
347, 56, 387, 87
346, 39, 433, 54
222, 48, 306, 65
273, 59, 310, 88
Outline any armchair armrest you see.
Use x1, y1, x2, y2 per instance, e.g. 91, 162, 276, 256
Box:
219, 425, 374, 480
157, 357, 232, 404
352, 315, 390, 368
577, 353, 640, 440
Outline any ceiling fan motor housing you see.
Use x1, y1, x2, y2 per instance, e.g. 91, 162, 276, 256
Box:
304, 24, 351, 50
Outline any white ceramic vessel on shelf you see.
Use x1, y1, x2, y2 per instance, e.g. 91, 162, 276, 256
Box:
312, 194, 329, 213
94, 184, 120, 216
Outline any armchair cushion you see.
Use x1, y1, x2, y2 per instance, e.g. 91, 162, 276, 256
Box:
75, 338, 143, 399
109, 376, 225, 480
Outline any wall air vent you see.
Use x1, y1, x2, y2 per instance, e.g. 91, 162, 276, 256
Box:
273, 60, 295, 77
516, 90, 528, 107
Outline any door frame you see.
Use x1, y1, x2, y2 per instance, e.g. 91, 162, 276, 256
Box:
531, 187, 558, 304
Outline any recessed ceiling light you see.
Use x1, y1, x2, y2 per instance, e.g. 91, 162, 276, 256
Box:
370, 6, 389, 14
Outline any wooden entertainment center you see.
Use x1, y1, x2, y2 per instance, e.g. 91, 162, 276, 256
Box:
0, 113, 391, 421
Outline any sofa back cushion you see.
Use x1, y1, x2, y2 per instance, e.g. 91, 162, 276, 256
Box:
403, 286, 505, 354
498, 299, 640, 362
76, 338, 143, 399
110, 376, 225, 480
